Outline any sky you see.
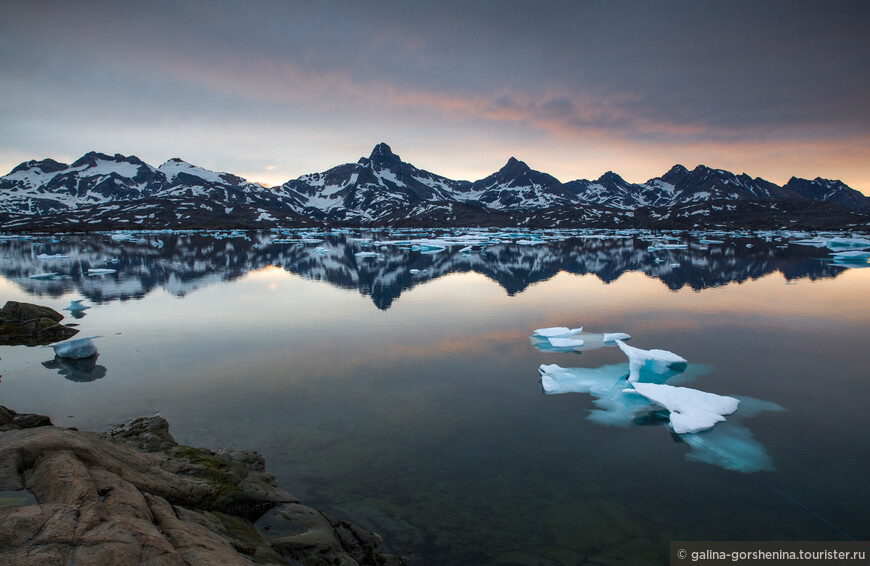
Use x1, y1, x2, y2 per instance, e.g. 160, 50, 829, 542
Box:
2, 0, 869, 194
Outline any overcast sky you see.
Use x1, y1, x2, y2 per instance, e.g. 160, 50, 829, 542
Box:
2, 0, 869, 193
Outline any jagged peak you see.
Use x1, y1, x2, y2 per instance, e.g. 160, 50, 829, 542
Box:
596, 171, 627, 185
370, 142, 395, 159
499, 156, 531, 174
364, 142, 402, 168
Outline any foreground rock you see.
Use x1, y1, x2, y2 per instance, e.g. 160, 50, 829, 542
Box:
0, 406, 404, 565
0, 301, 79, 346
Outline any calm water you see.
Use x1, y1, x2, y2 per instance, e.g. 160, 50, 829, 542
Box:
1, 229, 868, 565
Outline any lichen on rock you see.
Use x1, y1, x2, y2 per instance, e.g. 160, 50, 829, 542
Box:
0, 406, 405, 565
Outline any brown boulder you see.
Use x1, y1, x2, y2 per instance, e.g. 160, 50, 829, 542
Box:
0, 407, 405, 565
0, 301, 79, 346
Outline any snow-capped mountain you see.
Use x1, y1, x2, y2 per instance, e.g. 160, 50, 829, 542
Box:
1, 144, 869, 231
457, 157, 575, 211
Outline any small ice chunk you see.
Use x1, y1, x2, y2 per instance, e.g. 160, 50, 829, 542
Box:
603, 332, 631, 342
36, 253, 68, 260
548, 337, 584, 348
354, 251, 379, 258
616, 340, 687, 383
628, 382, 739, 434
534, 326, 582, 338
29, 272, 57, 280
87, 268, 117, 275
63, 300, 90, 312
49, 336, 100, 359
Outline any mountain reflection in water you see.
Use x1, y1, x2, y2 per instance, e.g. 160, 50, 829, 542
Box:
0, 229, 851, 309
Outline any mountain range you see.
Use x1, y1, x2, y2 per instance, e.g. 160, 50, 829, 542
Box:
2, 143, 869, 231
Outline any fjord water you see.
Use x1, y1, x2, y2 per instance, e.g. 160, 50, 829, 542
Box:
1, 231, 869, 565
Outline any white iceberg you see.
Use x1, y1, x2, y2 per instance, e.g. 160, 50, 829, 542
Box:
547, 337, 584, 348
616, 340, 687, 383
627, 382, 739, 434
354, 251, 380, 258
36, 253, 68, 260
534, 326, 582, 338
87, 268, 117, 275
602, 332, 631, 342
49, 336, 100, 359
29, 272, 58, 280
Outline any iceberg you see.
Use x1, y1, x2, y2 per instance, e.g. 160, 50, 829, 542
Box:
36, 253, 68, 260
354, 251, 380, 258
87, 268, 117, 275
627, 382, 739, 434
28, 272, 58, 280
616, 340, 687, 383
533, 326, 582, 338
602, 332, 631, 343
48, 336, 100, 359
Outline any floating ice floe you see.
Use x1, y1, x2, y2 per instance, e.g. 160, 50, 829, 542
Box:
548, 337, 584, 348
63, 300, 90, 313
48, 336, 100, 359
409, 268, 426, 275
29, 272, 58, 280
602, 332, 631, 343
36, 253, 68, 260
354, 251, 380, 258
533, 326, 582, 338
616, 340, 687, 382
627, 382, 739, 434
87, 268, 117, 276
825, 236, 870, 250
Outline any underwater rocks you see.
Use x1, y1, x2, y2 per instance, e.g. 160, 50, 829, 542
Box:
0, 406, 405, 565
0, 301, 79, 346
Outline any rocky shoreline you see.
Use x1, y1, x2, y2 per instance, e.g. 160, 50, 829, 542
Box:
0, 406, 405, 565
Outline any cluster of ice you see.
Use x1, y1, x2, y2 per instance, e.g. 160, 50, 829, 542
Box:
531, 327, 633, 352
534, 324, 781, 470
48, 336, 100, 359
